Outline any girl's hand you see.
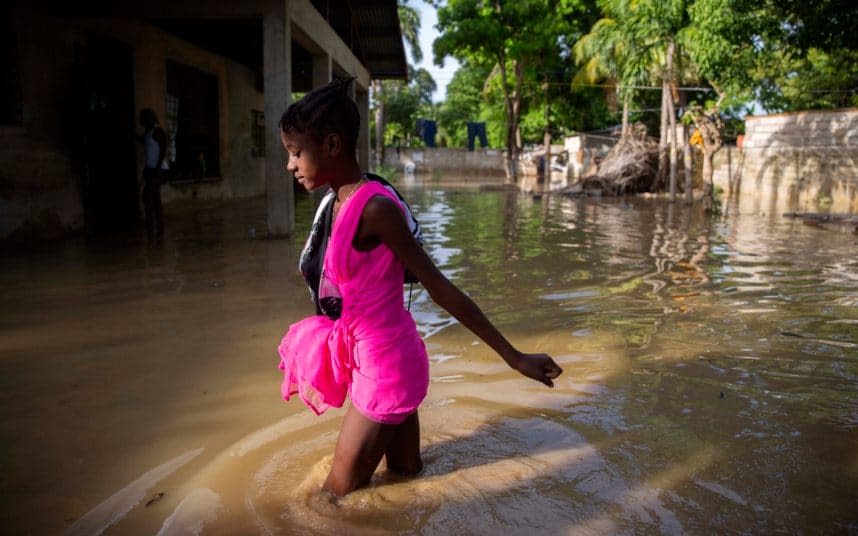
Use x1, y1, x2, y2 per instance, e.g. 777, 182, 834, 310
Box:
512, 353, 563, 388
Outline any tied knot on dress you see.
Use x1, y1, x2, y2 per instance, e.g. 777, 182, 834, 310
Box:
278, 314, 356, 415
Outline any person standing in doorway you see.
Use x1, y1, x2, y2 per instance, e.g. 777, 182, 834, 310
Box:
138, 108, 168, 238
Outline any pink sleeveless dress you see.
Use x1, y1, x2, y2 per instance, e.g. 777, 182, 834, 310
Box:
278, 181, 429, 424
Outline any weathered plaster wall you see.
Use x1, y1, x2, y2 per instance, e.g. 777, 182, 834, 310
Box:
714, 109, 858, 213
0, 127, 83, 241
0, 7, 83, 241
1, 8, 266, 240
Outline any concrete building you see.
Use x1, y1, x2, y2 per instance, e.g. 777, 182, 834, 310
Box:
1, 0, 406, 241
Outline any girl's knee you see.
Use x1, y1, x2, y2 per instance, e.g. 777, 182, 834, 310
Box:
323, 469, 371, 497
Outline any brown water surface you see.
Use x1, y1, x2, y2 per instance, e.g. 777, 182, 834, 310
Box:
2, 187, 857, 534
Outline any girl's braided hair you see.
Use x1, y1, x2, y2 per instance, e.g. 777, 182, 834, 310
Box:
279, 77, 360, 151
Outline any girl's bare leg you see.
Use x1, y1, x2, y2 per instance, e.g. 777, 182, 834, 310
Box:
323, 406, 396, 496
323, 408, 423, 496
384, 411, 423, 475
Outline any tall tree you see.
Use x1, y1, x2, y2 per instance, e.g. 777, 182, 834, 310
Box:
376, 66, 437, 148
572, 0, 652, 138
437, 61, 493, 147
679, 0, 759, 203
435, 0, 524, 182
435, 0, 593, 182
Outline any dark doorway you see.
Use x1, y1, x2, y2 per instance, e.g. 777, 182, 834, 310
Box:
166, 61, 220, 181
75, 34, 138, 232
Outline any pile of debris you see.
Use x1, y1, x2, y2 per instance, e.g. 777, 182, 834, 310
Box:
561, 122, 658, 196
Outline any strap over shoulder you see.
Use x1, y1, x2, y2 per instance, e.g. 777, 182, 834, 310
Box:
324, 180, 403, 284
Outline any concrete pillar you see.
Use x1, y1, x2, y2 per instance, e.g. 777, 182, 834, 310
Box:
263, 4, 293, 237
312, 53, 331, 89
356, 88, 370, 171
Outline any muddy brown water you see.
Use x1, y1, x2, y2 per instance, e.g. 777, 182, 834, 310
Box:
1, 185, 857, 534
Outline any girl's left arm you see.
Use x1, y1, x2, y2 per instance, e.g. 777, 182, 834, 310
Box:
362, 196, 563, 387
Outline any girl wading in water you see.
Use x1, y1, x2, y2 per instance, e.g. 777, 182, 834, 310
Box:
277, 78, 563, 497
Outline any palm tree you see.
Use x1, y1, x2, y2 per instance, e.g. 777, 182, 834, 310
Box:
572, 0, 654, 139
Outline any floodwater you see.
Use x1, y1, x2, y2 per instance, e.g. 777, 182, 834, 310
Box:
2, 182, 857, 534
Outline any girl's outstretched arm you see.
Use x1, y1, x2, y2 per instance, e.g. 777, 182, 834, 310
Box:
361, 196, 563, 387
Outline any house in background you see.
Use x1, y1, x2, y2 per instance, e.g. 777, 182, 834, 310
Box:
0, 0, 406, 241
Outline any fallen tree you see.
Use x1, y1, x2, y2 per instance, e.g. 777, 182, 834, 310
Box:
563, 122, 659, 195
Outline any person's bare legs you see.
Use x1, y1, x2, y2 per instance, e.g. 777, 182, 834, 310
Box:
323, 406, 396, 496
323, 408, 423, 496
384, 411, 423, 476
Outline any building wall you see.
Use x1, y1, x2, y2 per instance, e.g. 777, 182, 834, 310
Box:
0, 126, 82, 241
714, 109, 858, 213
0, 7, 83, 241
1, 7, 265, 240
564, 135, 616, 181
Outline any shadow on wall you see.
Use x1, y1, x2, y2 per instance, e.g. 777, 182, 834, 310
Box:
715, 109, 858, 214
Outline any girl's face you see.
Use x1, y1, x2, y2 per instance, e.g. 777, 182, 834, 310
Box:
281, 130, 331, 191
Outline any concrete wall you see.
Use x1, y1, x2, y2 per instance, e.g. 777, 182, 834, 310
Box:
158, 42, 265, 203
714, 109, 858, 213
564, 134, 616, 181
0, 8, 83, 241
0, 127, 83, 241
383, 147, 507, 178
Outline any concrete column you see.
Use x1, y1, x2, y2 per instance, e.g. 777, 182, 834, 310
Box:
356, 88, 370, 171
263, 3, 293, 237
312, 53, 331, 89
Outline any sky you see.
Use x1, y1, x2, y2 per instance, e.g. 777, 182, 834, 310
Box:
408, 2, 460, 103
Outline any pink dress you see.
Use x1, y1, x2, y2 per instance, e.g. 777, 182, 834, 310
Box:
278, 181, 429, 424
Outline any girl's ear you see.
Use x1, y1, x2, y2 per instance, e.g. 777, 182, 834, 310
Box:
324, 133, 342, 156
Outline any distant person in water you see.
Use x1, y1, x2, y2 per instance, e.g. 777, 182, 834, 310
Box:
276, 78, 563, 497
137, 108, 168, 238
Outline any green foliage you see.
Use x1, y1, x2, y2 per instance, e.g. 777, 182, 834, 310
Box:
397, 2, 423, 64
434, 0, 604, 149
428, 0, 855, 154
372, 66, 437, 148
757, 48, 858, 112
437, 61, 493, 147
434, 0, 600, 154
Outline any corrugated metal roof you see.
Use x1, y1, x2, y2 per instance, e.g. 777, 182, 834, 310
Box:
311, 0, 407, 79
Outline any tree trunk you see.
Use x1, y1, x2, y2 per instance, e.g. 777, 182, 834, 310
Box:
657, 74, 669, 189
541, 76, 550, 187
621, 94, 630, 139
702, 148, 714, 211
497, 52, 516, 183
510, 59, 524, 182
683, 123, 693, 204
667, 42, 678, 201
373, 80, 384, 170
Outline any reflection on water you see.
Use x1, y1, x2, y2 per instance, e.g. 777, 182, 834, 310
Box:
1, 188, 857, 534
